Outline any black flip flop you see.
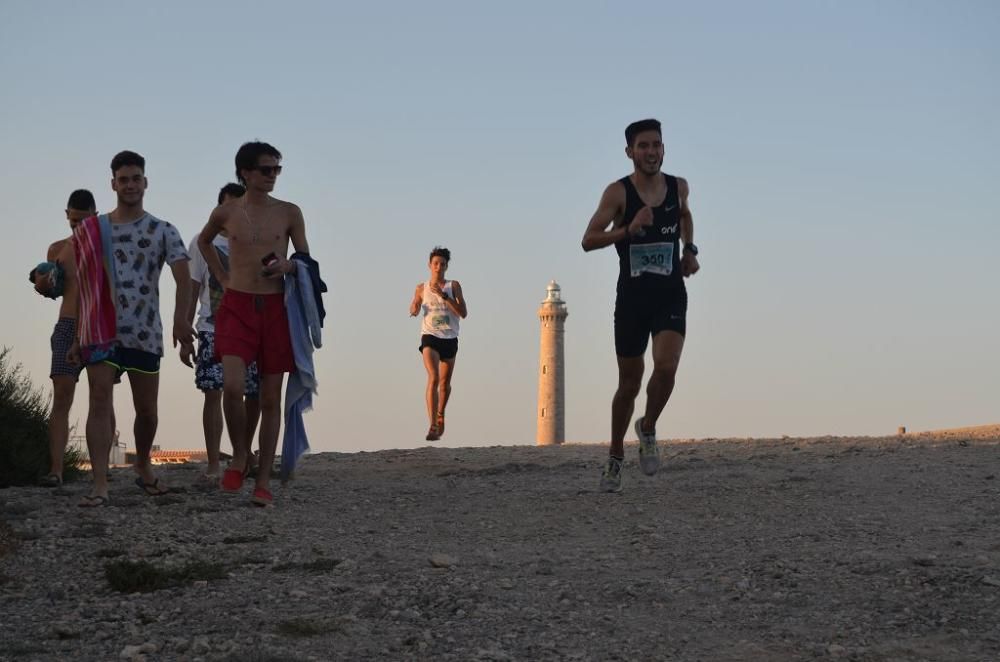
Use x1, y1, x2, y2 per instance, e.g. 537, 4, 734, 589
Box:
39, 473, 62, 488
78, 495, 109, 508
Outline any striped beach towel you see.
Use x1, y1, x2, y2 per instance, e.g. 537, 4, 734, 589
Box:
72, 215, 117, 362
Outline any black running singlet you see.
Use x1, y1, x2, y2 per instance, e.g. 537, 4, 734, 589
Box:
615, 173, 684, 295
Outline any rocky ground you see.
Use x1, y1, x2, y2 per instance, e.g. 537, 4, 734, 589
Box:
2, 432, 1000, 661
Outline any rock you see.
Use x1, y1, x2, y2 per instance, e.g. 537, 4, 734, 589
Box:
191, 636, 211, 655
53, 622, 81, 639
120, 644, 144, 659
429, 553, 458, 568
981, 576, 1000, 587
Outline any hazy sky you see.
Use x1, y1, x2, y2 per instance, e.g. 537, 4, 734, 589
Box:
2, 1, 998, 453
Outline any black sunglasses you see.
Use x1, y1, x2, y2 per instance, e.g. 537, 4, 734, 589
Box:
255, 165, 283, 176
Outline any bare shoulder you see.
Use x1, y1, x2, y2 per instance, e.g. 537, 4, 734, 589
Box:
601, 180, 627, 217
675, 176, 690, 197
605, 179, 627, 202
269, 197, 302, 219
47, 238, 69, 262
211, 200, 236, 224
450, 279, 463, 289
55, 238, 75, 264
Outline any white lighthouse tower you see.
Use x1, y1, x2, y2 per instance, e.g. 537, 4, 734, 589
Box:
537, 281, 568, 446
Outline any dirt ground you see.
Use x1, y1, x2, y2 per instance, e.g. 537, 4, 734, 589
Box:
2, 431, 999, 661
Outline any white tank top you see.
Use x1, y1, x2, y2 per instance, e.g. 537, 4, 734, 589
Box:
420, 280, 460, 339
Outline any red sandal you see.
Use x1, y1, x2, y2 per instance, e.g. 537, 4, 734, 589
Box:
221, 468, 244, 492
251, 487, 273, 507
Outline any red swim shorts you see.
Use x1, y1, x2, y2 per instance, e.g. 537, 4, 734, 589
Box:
214, 290, 295, 375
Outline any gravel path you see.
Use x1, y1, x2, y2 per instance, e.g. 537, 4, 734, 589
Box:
2, 434, 999, 661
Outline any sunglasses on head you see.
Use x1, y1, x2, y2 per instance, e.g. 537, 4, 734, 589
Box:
254, 165, 283, 176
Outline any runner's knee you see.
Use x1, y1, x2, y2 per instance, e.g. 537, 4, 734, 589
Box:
617, 377, 642, 400
651, 360, 680, 379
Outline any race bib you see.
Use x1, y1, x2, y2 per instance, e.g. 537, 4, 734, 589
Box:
432, 314, 450, 328
629, 242, 673, 277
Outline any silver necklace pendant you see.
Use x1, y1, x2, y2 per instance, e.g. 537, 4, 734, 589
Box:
243, 202, 263, 244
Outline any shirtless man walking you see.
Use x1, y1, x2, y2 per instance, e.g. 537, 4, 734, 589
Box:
33, 190, 115, 486
198, 141, 310, 507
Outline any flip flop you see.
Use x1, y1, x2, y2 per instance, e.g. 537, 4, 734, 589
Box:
39, 473, 62, 488
221, 468, 244, 493
134, 476, 171, 496
425, 425, 440, 442
250, 487, 273, 507
78, 495, 109, 508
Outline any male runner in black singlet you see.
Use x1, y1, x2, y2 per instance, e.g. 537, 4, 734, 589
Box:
581, 118, 700, 493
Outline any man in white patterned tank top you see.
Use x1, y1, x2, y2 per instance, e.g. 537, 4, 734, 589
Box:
409, 246, 468, 441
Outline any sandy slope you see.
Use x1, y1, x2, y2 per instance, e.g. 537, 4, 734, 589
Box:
2, 432, 999, 661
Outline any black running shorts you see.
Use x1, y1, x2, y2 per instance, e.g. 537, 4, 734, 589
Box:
613, 288, 687, 357
419, 334, 459, 360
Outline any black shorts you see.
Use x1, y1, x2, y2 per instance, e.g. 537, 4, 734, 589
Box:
419, 334, 458, 360
99, 347, 161, 378
614, 288, 687, 357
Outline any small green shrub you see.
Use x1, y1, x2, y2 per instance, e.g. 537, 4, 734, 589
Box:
0, 347, 84, 486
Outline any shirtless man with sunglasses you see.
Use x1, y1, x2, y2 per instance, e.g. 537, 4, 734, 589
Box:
197, 141, 310, 507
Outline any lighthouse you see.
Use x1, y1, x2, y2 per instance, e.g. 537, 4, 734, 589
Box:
537, 281, 568, 446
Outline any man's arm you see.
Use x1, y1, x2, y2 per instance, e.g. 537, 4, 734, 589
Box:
185, 237, 206, 325
186, 281, 201, 325
46, 240, 63, 262
409, 283, 423, 317
445, 281, 468, 319
288, 204, 310, 255
581, 182, 630, 252
32, 241, 64, 296
197, 208, 229, 289
266, 204, 310, 279
678, 177, 700, 277
178, 279, 201, 367
169, 260, 195, 348
59, 240, 83, 365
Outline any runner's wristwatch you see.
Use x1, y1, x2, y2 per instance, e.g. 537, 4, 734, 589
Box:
684, 243, 699, 256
